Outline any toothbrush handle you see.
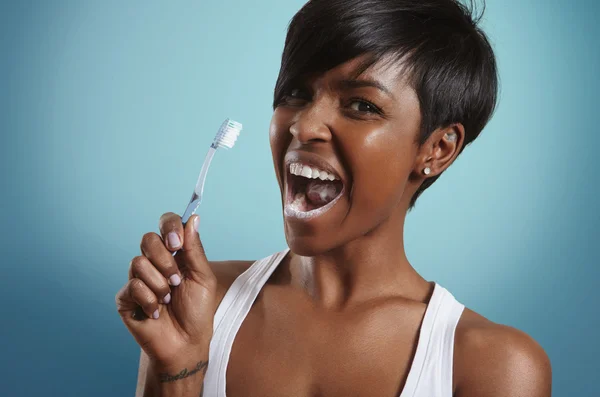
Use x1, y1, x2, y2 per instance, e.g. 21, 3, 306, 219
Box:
180, 193, 202, 226
172, 146, 217, 257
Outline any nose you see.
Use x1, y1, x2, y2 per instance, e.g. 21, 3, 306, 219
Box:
289, 103, 333, 144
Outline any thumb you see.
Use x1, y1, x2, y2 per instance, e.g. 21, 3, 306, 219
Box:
180, 215, 215, 285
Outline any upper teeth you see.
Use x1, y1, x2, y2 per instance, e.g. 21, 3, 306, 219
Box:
289, 163, 339, 181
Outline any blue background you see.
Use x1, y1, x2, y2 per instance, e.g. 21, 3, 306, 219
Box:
1, 1, 598, 395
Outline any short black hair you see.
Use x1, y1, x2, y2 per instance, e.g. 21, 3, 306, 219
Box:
273, 0, 499, 208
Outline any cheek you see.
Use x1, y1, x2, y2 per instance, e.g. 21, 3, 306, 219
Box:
268, 113, 281, 152
269, 110, 292, 183
348, 128, 417, 207
269, 109, 292, 149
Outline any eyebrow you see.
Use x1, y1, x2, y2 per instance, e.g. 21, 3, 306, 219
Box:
338, 79, 395, 99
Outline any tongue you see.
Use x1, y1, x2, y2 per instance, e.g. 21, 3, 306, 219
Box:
306, 180, 340, 206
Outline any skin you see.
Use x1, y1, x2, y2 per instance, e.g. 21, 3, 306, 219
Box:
126, 55, 552, 396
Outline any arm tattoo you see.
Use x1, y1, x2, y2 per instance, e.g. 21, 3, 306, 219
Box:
157, 360, 209, 383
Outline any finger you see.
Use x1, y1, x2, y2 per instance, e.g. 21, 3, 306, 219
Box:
116, 278, 161, 320
115, 282, 163, 348
140, 232, 182, 287
180, 215, 216, 286
129, 256, 172, 304
159, 212, 184, 252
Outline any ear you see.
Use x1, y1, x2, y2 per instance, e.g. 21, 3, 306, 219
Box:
414, 123, 465, 178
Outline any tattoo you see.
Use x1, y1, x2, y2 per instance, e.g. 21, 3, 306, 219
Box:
199, 383, 204, 397
158, 360, 209, 383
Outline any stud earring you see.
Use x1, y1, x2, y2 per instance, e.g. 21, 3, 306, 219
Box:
423, 167, 431, 175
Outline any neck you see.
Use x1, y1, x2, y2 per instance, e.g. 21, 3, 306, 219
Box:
286, 205, 431, 311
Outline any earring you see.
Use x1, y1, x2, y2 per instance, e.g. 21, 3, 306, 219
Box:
423, 167, 431, 175
445, 132, 457, 142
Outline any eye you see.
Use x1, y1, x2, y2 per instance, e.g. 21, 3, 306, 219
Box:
290, 88, 305, 98
348, 99, 381, 114
279, 88, 311, 106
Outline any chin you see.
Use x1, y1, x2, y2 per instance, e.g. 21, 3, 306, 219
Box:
285, 233, 341, 257
282, 192, 351, 257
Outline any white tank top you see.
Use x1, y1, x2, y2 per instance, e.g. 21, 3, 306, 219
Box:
203, 249, 465, 397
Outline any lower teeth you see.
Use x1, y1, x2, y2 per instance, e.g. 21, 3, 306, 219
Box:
292, 193, 307, 208
288, 193, 307, 212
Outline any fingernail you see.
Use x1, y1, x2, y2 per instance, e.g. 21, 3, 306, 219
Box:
167, 232, 181, 249
163, 293, 171, 304
169, 274, 181, 286
193, 216, 199, 232
152, 309, 159, 319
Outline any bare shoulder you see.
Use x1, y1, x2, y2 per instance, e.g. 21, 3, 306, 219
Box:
454, 308, 552, 397
207, 259, 256, 307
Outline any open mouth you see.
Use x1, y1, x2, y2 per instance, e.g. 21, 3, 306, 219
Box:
285, 162, 345, 218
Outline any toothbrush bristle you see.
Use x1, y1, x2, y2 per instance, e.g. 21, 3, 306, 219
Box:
213, 119, 243, 149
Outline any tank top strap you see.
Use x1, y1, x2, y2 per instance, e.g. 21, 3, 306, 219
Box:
400, 283, 465, 397
212, 248, 289, 332
204, 248, 290, 397
436, 286, 464, 395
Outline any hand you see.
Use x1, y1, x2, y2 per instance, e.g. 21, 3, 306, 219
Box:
115, 213, 217, 370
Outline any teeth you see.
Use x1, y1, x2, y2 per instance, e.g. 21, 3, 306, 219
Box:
301, 166, 312, 178
289, 162, 339, 181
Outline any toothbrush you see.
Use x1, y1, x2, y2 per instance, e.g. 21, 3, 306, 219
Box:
173, 118, 243, 256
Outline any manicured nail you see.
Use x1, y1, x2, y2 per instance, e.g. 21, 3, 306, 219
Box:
152, 309, 159, 319
193, 216, 199, 232
169, 274, 181, 286
163, 293, 171, 304
167, 232, 181, 249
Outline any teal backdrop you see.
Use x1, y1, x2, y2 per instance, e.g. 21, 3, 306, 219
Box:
1, 1, 598, 395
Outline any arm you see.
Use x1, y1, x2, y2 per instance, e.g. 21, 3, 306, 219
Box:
136, 349, 208, 397
135, 349, 148, 397
455, 321, 552, 397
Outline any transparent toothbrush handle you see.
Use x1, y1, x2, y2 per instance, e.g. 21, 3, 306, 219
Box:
180, 192, 202, 226
172, 146, 217, 256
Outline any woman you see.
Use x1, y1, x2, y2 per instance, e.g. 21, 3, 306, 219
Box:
116, 0, 552, 396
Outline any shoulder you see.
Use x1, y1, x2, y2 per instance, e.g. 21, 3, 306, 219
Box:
453, 308, 552, 397
208, 259, 255, 307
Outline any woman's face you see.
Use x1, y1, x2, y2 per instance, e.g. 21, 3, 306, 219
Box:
270, 56, 423, 256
